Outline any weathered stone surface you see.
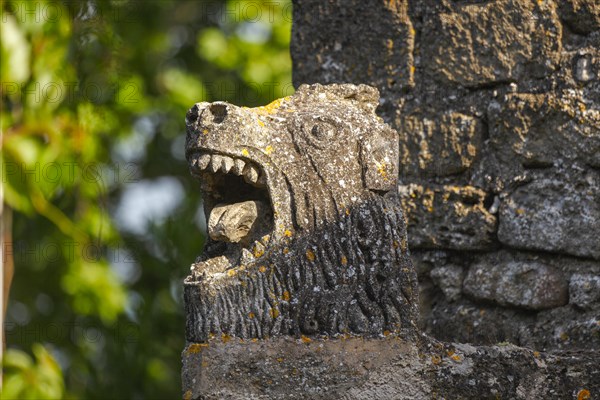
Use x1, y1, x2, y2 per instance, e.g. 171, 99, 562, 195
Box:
463, 260, 568, 310
289, 0, 600, 360
182, 337, 600, 399
398, 112, 482, 178
422, 0, 562, 87
560, 0, 600, 34
485, 92, 600, 177
185, 84, 417, 341
291, 0, 415, 101
421, 250, 600, 348
430, 264, 463, 302
569, 273, 600, 309
498, 173, 600, 260
398, 184, 496, 250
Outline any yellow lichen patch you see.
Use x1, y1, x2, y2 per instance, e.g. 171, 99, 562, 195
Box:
276, 357, 285, 363
560, 332, 569, 341
577, 389, 591, 400
376, 161, 390, 179
282, 291, 291, 301
264, 145, 274, 155
253, 97, 289, 115
516, 208, 526, 215
383, 330, 391, 336
306, 249, 316, 262
253, 244, 265, 258
183, 390, 193, 400
284, 229, 293, 238
393, 240, 400, 249
410, 27, 416, 36
431, 354, 442, 365
257, 117, 265, 127
282, 247, 289, 255
533, 351, 540, 358
450, 354, 462, 362
341, 256, 348, 266
251, 338, 258, 343
345, 208, 350, 216
221, 333, 231, 343
259, 265, 267, 273
410, 65, 416, 75
187, 343, 208, 354
269, 308, 280, 318
301, 335, 312, 343
202, 129, 209, 135
241, 148, 249, 157
227, 269, 237, 277
248, 312, 255, 319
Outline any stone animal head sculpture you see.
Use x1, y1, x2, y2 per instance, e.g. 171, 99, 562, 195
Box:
184, 84, 418, 341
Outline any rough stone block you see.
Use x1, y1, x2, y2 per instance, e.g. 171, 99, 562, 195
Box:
463, 260, 568, 310
398, 184, 496, 250
430, 264, 463, 302
423, 0, 561, 86
486, 92, 600, 176
569, 273, 600, 309
498, 174, 600, 259
559, 0, 600, 34
291, 0, 414, 95
398, 112, 482, 178
182, 337, 600, 399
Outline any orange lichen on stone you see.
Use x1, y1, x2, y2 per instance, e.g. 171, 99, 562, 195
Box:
221, 333, 231, 343
183, 390, 193, 400
282, 291, 291, 301
259, 265, 267, 273
248, 312, 255, 319
253, 97, 289, 115
341, 256, 348, 266
577, 389, 591, 400
306, 249, 316, 261
301, 335, 312, 343
187, 343, 208, 354
269, 308, 280, 318
431, 354, 442, 365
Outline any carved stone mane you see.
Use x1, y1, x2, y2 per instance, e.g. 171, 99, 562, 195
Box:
184, 84, 418, 341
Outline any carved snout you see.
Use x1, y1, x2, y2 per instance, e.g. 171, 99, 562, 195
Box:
186, 102, 230, 128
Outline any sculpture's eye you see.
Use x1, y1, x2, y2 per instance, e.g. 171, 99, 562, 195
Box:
309, 121, 336, 141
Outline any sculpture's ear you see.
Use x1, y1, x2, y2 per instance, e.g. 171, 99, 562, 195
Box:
339, 84, 380, 113
359, 126, 399, 192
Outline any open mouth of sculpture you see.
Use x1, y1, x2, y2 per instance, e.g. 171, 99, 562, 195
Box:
189, 150, 274, 274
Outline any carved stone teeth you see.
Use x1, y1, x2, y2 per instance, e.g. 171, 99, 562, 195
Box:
257, 173, 267, 187
252, 241, 266, 257
241, 248, 254, 263
209, 154, 222, 173
221, 156, 234, 173
232, 159, 246, 175
260, 234, 270, 246
198, 154, 211, 170
243, 163, 259, 184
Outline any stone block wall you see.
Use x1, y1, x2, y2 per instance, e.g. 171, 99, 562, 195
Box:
291, 0, 600, 350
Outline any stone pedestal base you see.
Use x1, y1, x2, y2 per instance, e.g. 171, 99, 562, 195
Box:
182, 336, 599, 399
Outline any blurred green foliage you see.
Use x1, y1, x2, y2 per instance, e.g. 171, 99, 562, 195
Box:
1, 0, 292, 398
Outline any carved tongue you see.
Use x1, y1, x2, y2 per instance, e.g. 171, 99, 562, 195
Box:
208, 201, 268, 243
